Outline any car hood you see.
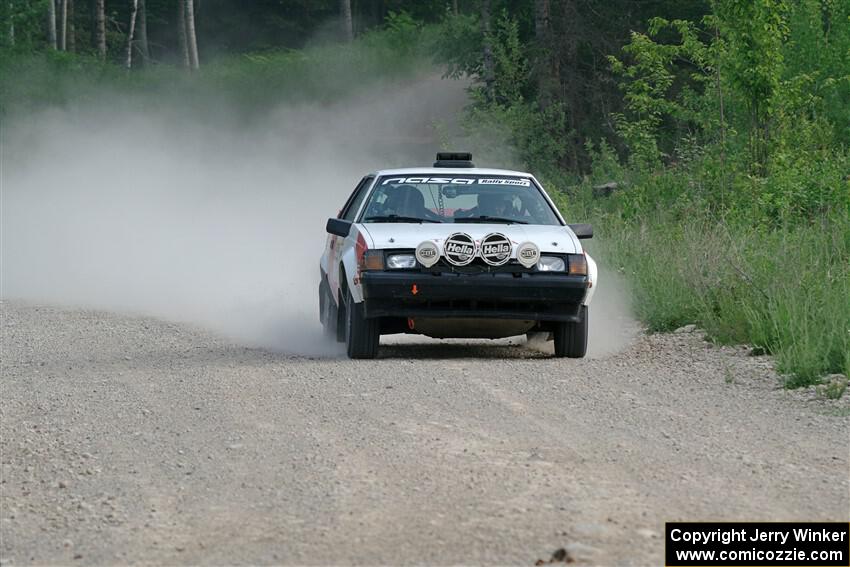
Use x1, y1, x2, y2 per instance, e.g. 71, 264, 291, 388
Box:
360, 223, 581, 254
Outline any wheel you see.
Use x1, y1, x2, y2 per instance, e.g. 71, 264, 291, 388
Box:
553, 305, 588, 358
344, 289, 380, 359
319, 279, 337, 340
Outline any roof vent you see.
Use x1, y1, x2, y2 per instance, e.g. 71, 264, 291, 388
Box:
434, 152, 474, 168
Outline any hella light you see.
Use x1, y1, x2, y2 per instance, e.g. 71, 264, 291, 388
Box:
567, 253, 588, 276
537, 256, 566, 272
386, 253, 417, 269
516, 242, 540, 268
415, 241, 440, 267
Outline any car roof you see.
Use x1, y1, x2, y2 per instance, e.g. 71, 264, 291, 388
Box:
372, 167, 535, 177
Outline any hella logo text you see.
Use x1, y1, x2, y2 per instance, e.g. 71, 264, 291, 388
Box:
482, 244, 510, 255
445, 242, 474, 255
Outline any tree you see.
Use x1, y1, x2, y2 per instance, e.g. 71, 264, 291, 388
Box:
340, 0, 352, 41
480, 0, 495, 102
137, 0, 149, 64
58, 0, 66, 50
712, 0, 789, 172
8, 1, 14, 46
66, 0, 74, 51
534, 0, 558, 106
184, 0, 199, 69
92, 0, 105, 58
47, 0, 57, 48
125, 0, 138, 68
177, 0, 189, 67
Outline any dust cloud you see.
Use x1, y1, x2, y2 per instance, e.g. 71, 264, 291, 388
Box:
1, 74, 467, 355
1, 72, 635, 357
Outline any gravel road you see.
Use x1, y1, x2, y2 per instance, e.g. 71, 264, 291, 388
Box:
2, 301, 848, 565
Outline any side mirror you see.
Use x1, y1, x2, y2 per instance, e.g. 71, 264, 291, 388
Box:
326, 218, 353, 237
568, 223, 593, 239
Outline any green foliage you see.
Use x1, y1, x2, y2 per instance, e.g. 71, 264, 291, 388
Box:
594, 198, 850, 386
0, 16, 432, 117
429, 8, 481, 81
608, 2, 850, 221
372, 10, 423, 57
819, 377, 848, 400
488, 11, 527, 106
711, 0, 790, 170
434, 10, 569, 183
0, 0, 49, 48
433, 2, 849, 389
778, 0, 850, 145
608, 18, 711, 171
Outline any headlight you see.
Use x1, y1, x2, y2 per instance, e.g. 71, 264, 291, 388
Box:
386, 253, 417, 269
537, 256, 566, 272
567, 253, 587, 276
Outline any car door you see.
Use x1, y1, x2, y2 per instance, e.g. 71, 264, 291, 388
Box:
326, 175, 373, 303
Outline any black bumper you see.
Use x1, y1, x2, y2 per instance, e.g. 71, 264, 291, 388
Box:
360, 271, 589, 322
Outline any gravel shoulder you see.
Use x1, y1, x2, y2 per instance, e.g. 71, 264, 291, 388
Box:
1, 301, 848, 565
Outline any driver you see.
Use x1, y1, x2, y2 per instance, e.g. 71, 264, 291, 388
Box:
382, 185, 439, 220
456, 192, 513, 218
479, 193, 513, 216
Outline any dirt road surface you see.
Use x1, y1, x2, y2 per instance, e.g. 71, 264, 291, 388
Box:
2, 301, 848, 565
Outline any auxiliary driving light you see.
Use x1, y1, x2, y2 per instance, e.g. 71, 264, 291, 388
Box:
516, 242, 540, 268
415, 241, 440, 267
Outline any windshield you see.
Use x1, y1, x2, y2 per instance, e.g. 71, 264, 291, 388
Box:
359, 175, 562, 225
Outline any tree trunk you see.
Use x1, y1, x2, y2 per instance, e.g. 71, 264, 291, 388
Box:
339, 0, 352, 42
555, 1, 577, 170
137, 0, 149, 63
125, 0, 138, 69
452, 0, 458, 15
534, 0, 550, 105
93, 0, 105, 59
7, 2, 13, 46
184, 0, 199, 70
534, 0, 548, 44
58, 0, 67, 50
177, 0, 189, 68
47, 0, 57, 49
480, 0, 495, 102
67, 0, 75, 51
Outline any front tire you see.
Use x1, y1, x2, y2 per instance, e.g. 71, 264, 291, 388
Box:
553, 305, 588, 358
345, 289, 380, 359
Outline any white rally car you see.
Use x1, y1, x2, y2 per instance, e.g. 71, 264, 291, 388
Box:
319, 153, 597, 359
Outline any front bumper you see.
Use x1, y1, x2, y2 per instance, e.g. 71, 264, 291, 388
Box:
360, 271, 589, 322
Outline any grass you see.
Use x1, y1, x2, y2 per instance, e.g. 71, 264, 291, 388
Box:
590, 209, 850, 388
820, 407, 850, 417
818, 377, 849, 400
